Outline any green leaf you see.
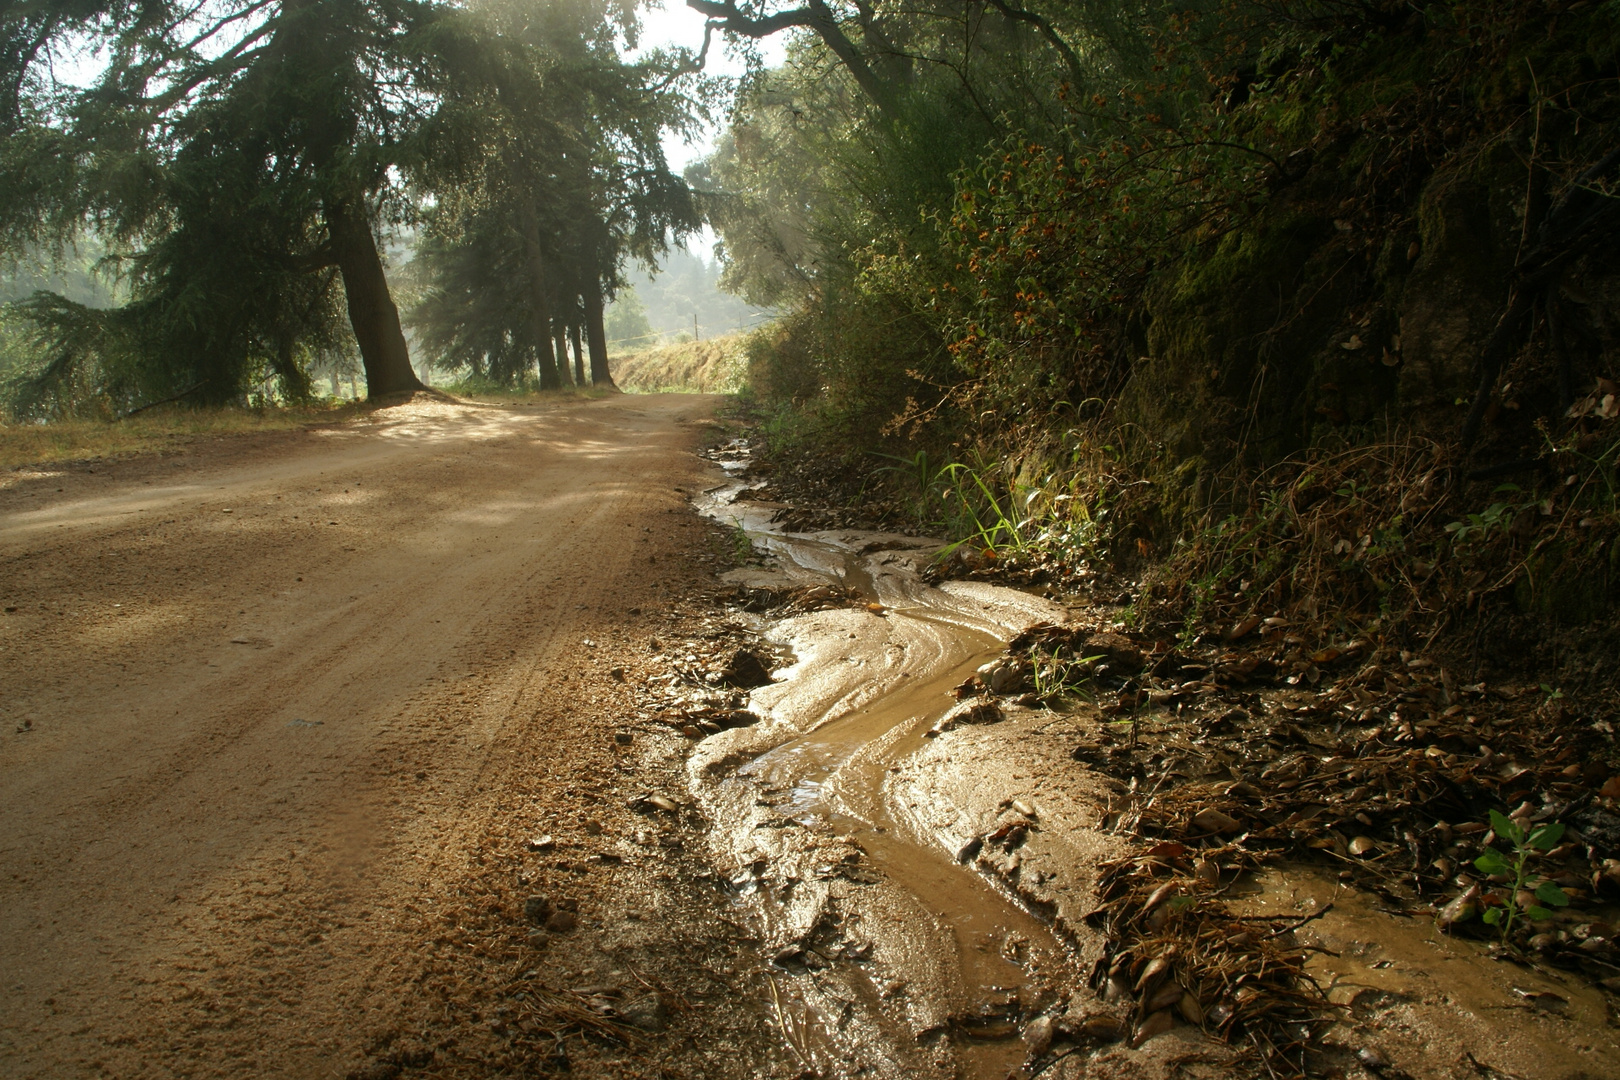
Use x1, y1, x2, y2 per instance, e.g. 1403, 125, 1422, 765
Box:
1529, 822, 1565, 851
1474, 851, 1511, 876
1482, 907, 1502, 925
1526, 906, 1553, 921
1489, 810, 1522, 845
1534, 881, 1569, 907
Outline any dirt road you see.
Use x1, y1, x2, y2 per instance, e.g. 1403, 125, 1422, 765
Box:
0, 394, 781, 1079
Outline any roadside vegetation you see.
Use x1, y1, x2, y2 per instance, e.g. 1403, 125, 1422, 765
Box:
699, 0, 1620, 679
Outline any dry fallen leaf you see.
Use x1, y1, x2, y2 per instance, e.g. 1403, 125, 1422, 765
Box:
1131, 1009, 1175, 1048
1178, 991, 1205, 1026
1192, 807, 1241, 834
1226, 615, 1262, 641
1437, 885, 1481, 930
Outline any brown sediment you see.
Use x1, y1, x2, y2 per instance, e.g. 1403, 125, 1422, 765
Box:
690, 437, 1620, 1079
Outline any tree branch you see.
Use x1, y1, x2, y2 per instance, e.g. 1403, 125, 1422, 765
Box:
684, 0, 899, 114
979, 0, 1084, 89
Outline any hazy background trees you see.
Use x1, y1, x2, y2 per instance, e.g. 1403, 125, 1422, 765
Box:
0, 0, 719, 413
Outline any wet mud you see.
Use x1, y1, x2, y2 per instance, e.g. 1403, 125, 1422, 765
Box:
683, 440, 1620, 1080
692, 469, 1083, 1078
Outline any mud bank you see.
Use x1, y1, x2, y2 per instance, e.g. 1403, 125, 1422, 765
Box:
681, 439, 1620, 1080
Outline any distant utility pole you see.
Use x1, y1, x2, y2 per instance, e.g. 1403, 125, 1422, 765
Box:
693, 313, 699, 342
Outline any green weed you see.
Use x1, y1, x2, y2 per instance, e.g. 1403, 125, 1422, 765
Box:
1473, 810, 1570, 943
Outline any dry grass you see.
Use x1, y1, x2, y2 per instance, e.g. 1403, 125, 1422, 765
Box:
613, 336, 745, 395
0, 403, 362, 470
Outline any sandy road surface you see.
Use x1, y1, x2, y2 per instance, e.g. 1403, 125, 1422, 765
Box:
0, 394, 771, 1079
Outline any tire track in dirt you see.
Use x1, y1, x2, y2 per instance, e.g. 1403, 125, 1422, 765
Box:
0, 395, 781, 1079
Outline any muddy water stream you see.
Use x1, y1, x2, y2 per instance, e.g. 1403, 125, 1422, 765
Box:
688, 454, 1620, 1080
692, 470, 1079, 1078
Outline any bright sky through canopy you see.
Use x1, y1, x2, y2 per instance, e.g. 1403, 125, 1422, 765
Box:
628, 1, 787, 174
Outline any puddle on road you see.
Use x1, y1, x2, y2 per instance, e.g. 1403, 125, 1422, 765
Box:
691, 457, 1079, 1078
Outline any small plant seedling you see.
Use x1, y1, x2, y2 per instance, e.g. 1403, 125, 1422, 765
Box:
728, 517, 755, 563
1473, 810, 1569, 942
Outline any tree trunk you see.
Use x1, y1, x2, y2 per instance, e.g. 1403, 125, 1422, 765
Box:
570, 323, 585, 385
585, 282, 614, 387
553, 320, 573, 386
518, 203, 562, 391
537, 327, 561, 390
326, 198, 422, 399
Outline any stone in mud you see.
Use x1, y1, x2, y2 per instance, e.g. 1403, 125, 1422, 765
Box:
976, 657, 1027, 695
926, 698, 1006, 737
1023, 1015, 1055, 1058
1083, 633, 1144, 673
619, 992, 669, 1031
718, 649, 773, 688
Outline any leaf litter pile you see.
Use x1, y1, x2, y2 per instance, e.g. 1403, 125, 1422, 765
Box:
952, 614, 1620, 1074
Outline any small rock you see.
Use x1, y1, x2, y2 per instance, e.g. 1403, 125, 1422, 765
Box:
609, 667, 626, 681
614, 731, 633, 745
976, 657, 1026, 694
545, 909, 578, 933
618, 992, 668, 1032
639, 794, 679, 813
526, 835, 555, 852
1357, 1046, 1390, 1069
1023, 1015, 1054, 1058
